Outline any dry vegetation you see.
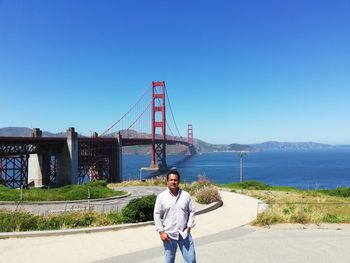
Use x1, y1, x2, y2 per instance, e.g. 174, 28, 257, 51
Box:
231, 188, 350, 225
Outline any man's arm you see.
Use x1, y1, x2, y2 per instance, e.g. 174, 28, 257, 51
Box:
153, 195, 169, 241
187, 197, 196, 232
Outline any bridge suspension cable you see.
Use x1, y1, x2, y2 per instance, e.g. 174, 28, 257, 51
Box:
100, 81, 187, 143
121, 100, 152, 136
100, 85, 150, 137
164, 84, 183, 139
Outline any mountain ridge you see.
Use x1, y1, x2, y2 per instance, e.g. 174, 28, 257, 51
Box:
0, 127, 347, 153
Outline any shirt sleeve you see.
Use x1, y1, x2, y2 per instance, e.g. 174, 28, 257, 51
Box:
153, 195, 164, 232
187, 196, 196, 229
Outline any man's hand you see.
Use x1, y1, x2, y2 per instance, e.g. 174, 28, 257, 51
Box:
187, 227, 191, 233
159, 231, 169, 242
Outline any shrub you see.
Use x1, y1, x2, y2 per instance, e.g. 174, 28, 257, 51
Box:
107, 211, 124, 224
122, 195, 157, 223
254, 211, 282, 226
195, 186, 221, 204
185, 176, 212, 196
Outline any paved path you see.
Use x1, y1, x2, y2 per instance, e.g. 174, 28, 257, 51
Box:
1, 190, 350, 263
0, 186, 165, 214
96, 226, 350, 263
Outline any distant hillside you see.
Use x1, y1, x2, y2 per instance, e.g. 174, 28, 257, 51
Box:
195, 139, 255, 153
1, 127, 346, 154
0, 127, 32, 137
250, 141, 333, 150
0, 127, 66, 137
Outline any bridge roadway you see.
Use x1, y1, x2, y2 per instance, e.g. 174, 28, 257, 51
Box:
0, 136, 191, 157
0, 186, 166, 214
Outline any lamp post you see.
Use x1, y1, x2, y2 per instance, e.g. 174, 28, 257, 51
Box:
239, 151, 246, 183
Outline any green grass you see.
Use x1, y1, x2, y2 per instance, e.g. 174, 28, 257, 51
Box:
0, 180, 127, 201
316, 188, 350, 198
0, 194, 156, 232
223, 180, 298, 191
0, 209, 125, 232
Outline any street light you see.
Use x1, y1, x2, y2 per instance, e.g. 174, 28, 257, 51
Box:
239, 151, 246, 183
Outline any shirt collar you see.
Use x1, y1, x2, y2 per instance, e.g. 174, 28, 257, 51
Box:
168, 188, 181, 197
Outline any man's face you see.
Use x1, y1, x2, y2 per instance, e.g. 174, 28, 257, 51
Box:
167, 173, 179, 191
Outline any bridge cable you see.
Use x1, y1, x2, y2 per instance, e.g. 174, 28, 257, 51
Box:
122, 100, 152, 136
153, 86, 175, 138
164, 85, 183, 138
100, 85, 150, 137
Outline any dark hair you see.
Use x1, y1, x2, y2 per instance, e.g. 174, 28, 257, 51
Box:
166, 169, 180, 181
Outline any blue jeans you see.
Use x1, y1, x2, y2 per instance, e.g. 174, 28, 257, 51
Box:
163, 233, 196, 263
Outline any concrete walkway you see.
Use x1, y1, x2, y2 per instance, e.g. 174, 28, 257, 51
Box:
1, 190, 349, 263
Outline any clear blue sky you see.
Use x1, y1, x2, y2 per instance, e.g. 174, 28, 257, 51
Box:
1, 0, 349, 144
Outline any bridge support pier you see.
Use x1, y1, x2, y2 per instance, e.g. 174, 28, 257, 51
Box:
112, 132, 122, 182
28, 128, 51, 187
28, 154, 51, 187
56, 127, 78, 186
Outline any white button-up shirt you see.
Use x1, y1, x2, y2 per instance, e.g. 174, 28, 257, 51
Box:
154, 188, 196, 240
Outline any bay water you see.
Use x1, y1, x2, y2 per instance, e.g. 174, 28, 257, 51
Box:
122, 148, 350, 190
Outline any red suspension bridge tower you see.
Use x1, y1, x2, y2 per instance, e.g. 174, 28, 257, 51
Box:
188, 124, 193, 145
151, 81, 167, 169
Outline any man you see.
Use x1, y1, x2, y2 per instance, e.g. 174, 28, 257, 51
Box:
153, 170, 197, 263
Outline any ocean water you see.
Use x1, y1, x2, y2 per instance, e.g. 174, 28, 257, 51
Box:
122, 148, 350, 190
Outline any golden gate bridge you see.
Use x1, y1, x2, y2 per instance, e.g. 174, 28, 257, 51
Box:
0, 81, 196, 188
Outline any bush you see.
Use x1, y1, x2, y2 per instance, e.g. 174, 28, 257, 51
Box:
122, 195, 157, 223
107, 211, 124, 224
195, 186, 221, 204
184, 176, 212, 196
254, 211, 282, 226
